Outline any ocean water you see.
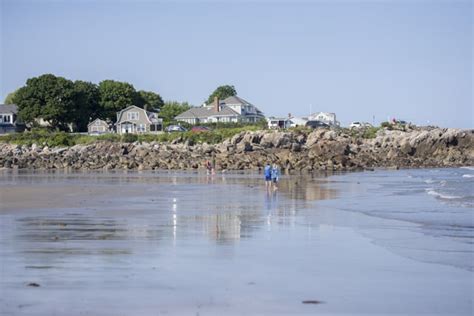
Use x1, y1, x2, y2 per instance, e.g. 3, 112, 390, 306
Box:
316, 167, 474, 271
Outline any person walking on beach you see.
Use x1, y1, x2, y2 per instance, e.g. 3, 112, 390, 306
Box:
264, 163, 272, 190
271, 163, 280, 190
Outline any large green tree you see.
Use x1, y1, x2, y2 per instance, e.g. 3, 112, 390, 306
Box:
4, 89, 19, 104
72, 80, 100, 132
137, 90, 164, 112
160, 101, 191, 124
98, 80, 140, 121
15, 74, 76, 131
206, 85, 237, 104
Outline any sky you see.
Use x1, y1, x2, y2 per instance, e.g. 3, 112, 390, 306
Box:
1, 0, 472, 128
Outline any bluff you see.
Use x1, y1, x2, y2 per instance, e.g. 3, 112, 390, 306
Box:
0, 128, 472, 171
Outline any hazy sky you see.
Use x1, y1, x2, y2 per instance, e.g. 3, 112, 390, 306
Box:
1, 0, 472, 128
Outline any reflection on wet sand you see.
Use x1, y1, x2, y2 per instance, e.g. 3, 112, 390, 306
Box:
1, 170, 338, 247
0, 170, 339, 315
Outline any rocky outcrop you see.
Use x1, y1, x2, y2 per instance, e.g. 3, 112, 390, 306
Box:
0, 128, 473, 171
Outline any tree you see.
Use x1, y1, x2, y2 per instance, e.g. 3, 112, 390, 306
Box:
137, 90, 164, 111
206, 85, 237, 104
72, 81, 100, 132
14, 74, 76, 131
98, 80, 140, 121
160, 101, 191, 124
4, 89, 18, 104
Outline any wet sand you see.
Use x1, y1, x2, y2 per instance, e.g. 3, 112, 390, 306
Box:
0, 170, 472, 315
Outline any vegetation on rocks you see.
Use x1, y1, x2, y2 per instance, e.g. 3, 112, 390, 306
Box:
0, 126, 263, 147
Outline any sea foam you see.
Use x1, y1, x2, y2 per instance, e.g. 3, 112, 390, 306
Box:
426, 189, 462, 200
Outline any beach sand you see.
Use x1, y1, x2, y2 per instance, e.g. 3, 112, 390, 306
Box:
0, 170, 472, 315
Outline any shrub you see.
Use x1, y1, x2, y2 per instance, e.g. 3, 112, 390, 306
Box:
0, 124, 265, 147
380, 121, 393, 130
121, 134, 138, 143
361, 127, 380, 139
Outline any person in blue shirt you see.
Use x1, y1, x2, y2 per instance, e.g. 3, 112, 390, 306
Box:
271, 163, 280, 190
264, 163, 272, 190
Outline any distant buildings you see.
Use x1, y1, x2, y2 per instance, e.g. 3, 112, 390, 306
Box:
267, 112, 340, 129
175, 96, 265, 124
308, 112, 340, 127
0, 104, 25, 134
288, 117, 308, 127
267, 117, 291, 129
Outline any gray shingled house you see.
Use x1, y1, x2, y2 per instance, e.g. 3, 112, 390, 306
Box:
175, 96, 265, 124
116, 105, 163, 134
87, 118, 111, 134
0, 104, 25, 134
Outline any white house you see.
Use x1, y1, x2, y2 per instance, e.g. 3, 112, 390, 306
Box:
308, 112, 339, 126
175, 96, 265, 124
0, 104, 25, 134
267, 117, 291, 129
288, 117, 308, 127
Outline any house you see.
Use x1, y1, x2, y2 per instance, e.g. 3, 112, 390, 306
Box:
0, 104, 25, 134
219, 96, 265, 123
116, 105, 163, 134
87, 118, 111, 134
267, 117, 291, 129
175, 96, 265, 124
288, 117, 308, 128
308, 112, 340, 126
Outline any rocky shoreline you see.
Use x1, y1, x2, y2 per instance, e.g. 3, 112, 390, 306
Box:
1, 128, 473, 171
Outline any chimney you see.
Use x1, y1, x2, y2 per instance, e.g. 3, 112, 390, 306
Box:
144, 104, 148, 111
288, 113, 292, 118
214, 96, 220, 112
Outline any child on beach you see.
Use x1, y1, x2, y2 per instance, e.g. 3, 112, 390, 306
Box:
271, 163, 280, 190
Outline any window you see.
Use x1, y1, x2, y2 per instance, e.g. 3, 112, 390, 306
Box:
137, 124, 146, 132
0, 115, 11, 123
127, 112, 139, 120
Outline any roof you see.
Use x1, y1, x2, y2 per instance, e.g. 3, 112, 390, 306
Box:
221, 95, 252, 106
116, 105, 159, 124
175, 105, 240, 119
87, 118, 108, 127
310, 112, 336, 117
0, 104, 18, 114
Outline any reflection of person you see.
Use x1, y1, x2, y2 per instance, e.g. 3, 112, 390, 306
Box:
206, 160, 212, 175
211, 155, 216, 175
271, 163, 280, 190
264, 163, 272, 190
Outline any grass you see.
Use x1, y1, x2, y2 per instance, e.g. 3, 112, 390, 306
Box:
343, 126, 381, 139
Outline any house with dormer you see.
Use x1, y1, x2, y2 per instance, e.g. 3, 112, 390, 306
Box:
116, 105, 163, 134
175, 96, 265, 124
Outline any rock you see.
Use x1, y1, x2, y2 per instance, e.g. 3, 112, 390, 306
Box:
27, 282, 40, 287
0, 127, 472, 171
